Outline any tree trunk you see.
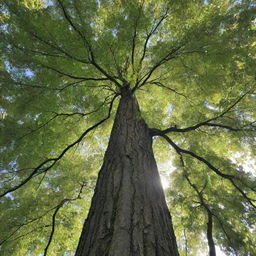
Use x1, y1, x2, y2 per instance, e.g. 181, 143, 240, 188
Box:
207, 211, 216, 256
75, 90, 179, 256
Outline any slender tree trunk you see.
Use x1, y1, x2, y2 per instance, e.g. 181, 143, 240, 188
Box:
75, 90, 179, 256
207, 211, 216, 256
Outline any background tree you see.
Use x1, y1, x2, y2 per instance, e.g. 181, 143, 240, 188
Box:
0, 0, 255, 255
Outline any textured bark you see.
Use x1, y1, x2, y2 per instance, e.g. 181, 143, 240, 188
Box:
75, 90, 179, 256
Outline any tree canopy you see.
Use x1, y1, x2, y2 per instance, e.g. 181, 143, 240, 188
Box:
0, 0, 255, 255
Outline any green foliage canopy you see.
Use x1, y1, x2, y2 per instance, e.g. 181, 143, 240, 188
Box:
0, 0, 255, 255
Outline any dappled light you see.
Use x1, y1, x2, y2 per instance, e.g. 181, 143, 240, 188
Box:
0, 0, 255, 255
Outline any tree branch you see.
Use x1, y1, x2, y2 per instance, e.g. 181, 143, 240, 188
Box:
30, 32, 89, 64
0, 183, 86, 246
160, 134, 256, 209
90, 60, 122, 88
17, 97, 109, 142
5, 225, 51, 243
185, 172, 240, 255
131, 7, 142, 69
134, 45, 182, 92
139, 9, 169, 66
56, 0, 91, 50
0, 204, 55, 246
56, 0, 122, 88
106, 44, 127, 84
213, 214, 239, 255
0, 95, 118, 198
184, 173, 216, 256
43, 182, 86, 256
151, 90, 254, 135
148, 81, 190, 100
41, 63, 110, 81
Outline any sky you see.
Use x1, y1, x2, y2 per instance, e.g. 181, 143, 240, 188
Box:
216, 247, 226, 256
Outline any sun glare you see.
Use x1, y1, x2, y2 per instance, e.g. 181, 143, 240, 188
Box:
160, 176, 170, 190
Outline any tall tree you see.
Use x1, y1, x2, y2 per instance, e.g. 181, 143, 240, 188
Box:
0, 0, 255, 255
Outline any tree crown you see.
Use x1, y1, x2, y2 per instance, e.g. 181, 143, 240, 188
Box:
0, 0, 255, 255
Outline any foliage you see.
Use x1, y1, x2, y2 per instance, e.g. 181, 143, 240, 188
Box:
0, 0, 255, 255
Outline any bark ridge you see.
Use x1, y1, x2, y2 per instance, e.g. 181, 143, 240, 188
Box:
75, 93, 179, 256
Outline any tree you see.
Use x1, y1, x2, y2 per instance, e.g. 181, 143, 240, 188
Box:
0, 0, 255, 255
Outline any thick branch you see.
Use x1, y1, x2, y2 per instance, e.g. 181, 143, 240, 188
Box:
56, 0, 91, 49
161, 135, 234, 179
43, 205, 60, 256
135, 45, 182, 91
90, 60, 122, 88
0, 95, 117, 198
160, 135, 256, 209
185, 172, 240, 255
56, 0, 122, 88
151, 90, 253, 135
